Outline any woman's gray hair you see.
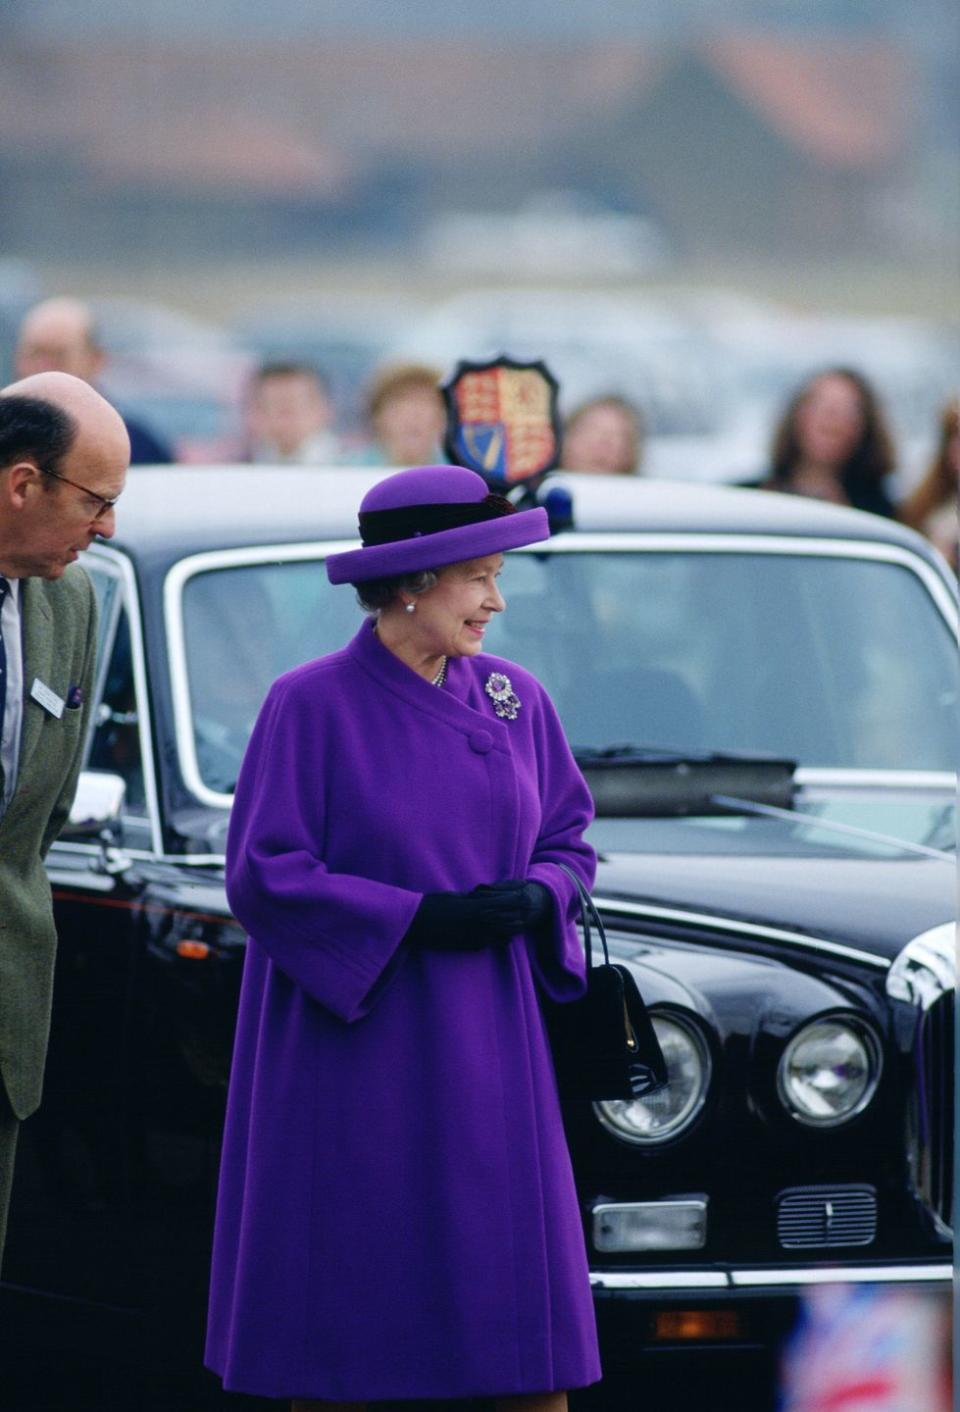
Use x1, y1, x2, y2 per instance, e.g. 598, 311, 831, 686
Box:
355, 569, 439, 614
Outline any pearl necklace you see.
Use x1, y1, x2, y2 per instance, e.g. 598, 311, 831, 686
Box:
431, 656, 448, 688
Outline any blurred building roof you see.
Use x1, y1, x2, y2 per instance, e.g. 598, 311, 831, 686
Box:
0, 34, 917, 262
0, 37, 909, 190
707, 36, 910, 168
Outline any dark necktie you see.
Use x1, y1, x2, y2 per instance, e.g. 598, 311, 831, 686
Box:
0, 576, 8, 763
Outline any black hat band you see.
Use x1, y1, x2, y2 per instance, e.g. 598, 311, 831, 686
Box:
359, 493, 515, 546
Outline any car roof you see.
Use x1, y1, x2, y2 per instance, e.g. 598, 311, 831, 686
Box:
106, 463, 931, 565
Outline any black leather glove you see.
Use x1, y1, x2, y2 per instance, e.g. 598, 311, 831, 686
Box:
405, 881, 552, 952
472, 880, 553, 931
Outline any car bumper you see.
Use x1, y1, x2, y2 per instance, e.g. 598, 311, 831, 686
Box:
588, 1261, 951, 1372
590, 1260, 952, 1293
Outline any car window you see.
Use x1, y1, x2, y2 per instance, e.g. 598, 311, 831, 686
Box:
87, 605, 148, 822
180, 562, 359, 795
85, 563, 122, 669
177, 549, 957, 795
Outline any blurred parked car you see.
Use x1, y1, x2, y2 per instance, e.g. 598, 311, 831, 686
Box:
1, 469, 953, 1407
421, 191, 672, 276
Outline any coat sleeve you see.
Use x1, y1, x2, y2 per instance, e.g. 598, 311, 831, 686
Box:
524, 686, 597, 1004
226, 678, 421, 1023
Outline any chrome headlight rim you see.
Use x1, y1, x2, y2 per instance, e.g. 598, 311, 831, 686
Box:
593, 1009, 713, 1148
777, 1014, 883, 1129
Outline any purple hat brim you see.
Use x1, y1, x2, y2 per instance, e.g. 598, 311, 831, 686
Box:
326, 506, 550, 585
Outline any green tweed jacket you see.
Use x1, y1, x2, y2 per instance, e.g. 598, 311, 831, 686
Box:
0, 566, 97, 1120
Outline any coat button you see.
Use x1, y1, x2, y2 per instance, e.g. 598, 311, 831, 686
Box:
469, 729, 493, 754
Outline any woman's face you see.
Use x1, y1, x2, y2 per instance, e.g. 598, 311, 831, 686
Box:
794, 374, 865, 470
408, 553, 506, 658
563, 404, 638, 475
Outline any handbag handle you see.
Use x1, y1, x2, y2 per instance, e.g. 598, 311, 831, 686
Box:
554, 863, 610, 971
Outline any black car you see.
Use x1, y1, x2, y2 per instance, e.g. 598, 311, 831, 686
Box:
2, 467, 954, 1407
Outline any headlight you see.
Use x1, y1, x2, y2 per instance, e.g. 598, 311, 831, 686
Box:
778, 1018, 882, 1127
594, 1014, 711, 1145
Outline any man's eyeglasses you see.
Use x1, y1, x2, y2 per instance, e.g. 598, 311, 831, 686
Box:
41, 467, 119, 521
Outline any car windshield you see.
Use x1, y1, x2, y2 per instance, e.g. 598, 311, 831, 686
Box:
179, 548, 958, 796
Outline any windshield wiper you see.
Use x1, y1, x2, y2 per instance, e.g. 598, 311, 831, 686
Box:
573, 745, 788, 768
572, 747, 954, 859
711, 793, 953, 863
572, 747, 797, 817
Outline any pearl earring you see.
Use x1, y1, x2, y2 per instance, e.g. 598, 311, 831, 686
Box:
404, 601, 416, 614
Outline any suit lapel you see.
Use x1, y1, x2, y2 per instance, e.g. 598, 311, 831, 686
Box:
15, 577, 55, 790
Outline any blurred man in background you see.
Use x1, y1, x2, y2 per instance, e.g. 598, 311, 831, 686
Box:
244, 361, 343, 465
15, 298, 172, 465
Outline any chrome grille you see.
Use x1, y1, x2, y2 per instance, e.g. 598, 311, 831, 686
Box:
916, 989, 954, 1233
777, 1185, 877, 1249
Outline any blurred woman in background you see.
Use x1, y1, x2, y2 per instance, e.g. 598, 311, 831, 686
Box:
762, 367, 897, 518
560, 394, 643, 476
900, 396, 958, 570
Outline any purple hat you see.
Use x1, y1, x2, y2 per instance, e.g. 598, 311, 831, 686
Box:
326, 465, 550, 585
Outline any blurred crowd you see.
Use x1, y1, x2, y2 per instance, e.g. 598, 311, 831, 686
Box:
12, 294, 957, 568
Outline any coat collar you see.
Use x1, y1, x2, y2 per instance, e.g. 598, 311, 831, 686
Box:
346, 618, 513, 746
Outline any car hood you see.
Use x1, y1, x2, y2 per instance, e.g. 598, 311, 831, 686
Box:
594, 848, 954, 963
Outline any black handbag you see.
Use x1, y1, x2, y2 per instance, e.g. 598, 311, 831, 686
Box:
546, 865, 669, 1101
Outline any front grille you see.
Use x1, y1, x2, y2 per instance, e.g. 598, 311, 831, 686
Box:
916, 990, 954, 1233
777, 1185, 877, 1249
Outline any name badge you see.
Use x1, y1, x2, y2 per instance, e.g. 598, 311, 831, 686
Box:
30, 677, 65, 719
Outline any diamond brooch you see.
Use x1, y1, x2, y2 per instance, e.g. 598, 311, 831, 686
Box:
485, 671, 521, 720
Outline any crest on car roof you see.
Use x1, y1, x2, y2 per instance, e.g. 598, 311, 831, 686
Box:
442, 355, 561, 488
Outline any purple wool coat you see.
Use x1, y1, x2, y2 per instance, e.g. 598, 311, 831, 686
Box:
205, 619, 602, 1402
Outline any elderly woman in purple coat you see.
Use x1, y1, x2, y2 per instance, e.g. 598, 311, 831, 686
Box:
205, 465, 602, 1411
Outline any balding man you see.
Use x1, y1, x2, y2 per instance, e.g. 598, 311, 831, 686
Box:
16, 297, 172, 464
0, 371, 129, 1266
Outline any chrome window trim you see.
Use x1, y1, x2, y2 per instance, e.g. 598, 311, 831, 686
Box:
590, 1263, 951, 1290
592, 896, 891, 970
794, 767, 956, 790
537, 532, 958, 631
162, 535, 957, 811
80, 546, 164, 856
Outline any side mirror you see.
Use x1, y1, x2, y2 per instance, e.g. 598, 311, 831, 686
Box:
64, 770, 127, 839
